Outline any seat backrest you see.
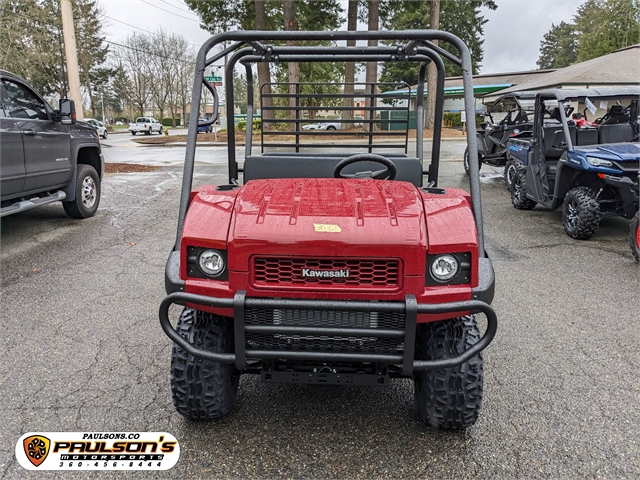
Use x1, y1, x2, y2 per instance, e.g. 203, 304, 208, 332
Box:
576, 128, 599, 146
542, 121, 576, 158
599, 124, 634, 144
243, 154, 424, 186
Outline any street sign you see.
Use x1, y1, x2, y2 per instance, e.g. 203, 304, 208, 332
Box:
204, 75, 222, 82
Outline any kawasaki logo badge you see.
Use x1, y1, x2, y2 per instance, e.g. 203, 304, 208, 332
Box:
301, 268, 350, 278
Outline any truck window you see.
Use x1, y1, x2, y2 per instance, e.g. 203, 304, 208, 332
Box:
1, 80, 49, 121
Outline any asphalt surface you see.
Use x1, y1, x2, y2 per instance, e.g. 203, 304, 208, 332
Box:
1, 143, 639, 479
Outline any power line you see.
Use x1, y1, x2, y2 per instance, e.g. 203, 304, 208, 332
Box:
138, 0, 201, 23
103, 38, 196, 65
101, 14, 201, 47
157, 0, 199, 16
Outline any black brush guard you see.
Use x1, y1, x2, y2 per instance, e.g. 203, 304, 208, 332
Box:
159, 291, 497, 376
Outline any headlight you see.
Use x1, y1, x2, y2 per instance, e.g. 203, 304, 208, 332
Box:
586, 156, 613, 167
198, 249, 225, 277
430, 254, 459, 282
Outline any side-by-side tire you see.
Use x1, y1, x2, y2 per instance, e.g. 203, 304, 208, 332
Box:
562, 187, 600, 240
414, 316, 484, 430
62, 164, 101, 219
463, 147, 482, 175
503, 159, 518, 191
629, 212, 639, 262
171, 308, 239, 420
511, 168, 536, 210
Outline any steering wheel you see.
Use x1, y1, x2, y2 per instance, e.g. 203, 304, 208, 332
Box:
333, 153, 397, 180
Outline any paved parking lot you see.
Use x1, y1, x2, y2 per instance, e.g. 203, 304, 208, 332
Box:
1, 153, 638, 478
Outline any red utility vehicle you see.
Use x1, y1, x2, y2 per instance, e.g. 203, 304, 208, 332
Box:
159, 30, 497, 429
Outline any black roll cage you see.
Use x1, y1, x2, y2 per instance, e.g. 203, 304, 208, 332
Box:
178, 30, 485, 256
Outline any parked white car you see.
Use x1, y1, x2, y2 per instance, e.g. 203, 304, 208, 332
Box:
129, 117, 163, 135
302, 120, 341, 131
302, 116, 364, 131
84, 118, 107, 139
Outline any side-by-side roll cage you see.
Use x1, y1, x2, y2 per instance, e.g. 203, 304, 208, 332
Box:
178, 30, 485, 255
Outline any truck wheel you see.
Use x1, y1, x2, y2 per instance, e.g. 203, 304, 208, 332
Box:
463, 148, 482, 175
145, 128, 151, 135
62, 164, 100, 218
562, 187, 600, 240
511, 168, 536, 210
171, 308, 239, 420
504, 159, 518, 191
414, 316, 484, 430
131, 131, 136, 135
630, 212, 640, 262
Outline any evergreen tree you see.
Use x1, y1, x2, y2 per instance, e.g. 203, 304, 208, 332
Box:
537, 22, 578, 69
574, 0, 640, 62
378, 0, 497, 88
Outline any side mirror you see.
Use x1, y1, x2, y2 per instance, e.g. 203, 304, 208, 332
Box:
59, 99, 76, 125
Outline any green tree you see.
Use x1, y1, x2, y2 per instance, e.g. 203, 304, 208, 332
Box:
0, 0, 66, 96
537, 22, 578, 69
574, 0, 640, 62
0, 0, 109, 108
378, 0, 497, 87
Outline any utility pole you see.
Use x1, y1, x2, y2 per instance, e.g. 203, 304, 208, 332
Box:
60, 0, 83, 121
425, 0, 440, 130
101, 93, 105, 123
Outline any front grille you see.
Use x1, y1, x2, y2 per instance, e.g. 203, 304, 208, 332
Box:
245, 308, 405, 354
613, 160, 640, 171
252, 257, 401, 290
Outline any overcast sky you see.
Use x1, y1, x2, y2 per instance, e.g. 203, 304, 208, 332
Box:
100, 0, 584, 75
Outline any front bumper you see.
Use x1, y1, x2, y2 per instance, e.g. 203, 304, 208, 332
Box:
159, 289, 497, 376
601, 174, 639, 219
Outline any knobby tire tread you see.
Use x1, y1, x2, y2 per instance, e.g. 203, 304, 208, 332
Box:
414, 316, 484, 430
171, 308, 239, 420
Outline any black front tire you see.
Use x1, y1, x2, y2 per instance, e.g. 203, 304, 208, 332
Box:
463, 147, 482, 175
131, 131, 136, 135
562, 187, 600, 240
629, 212, 639, 262
326, 125, 336, 131
62, 164, 100, 219
511, 168, 536, 210
414, 316, 484, 430
102, 130, 108, 139
171, 308, 239, 420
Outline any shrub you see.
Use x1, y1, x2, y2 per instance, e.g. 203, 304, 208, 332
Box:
162, 118, 181, 127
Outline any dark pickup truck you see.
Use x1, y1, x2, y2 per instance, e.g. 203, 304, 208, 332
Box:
0, 70, 104, 219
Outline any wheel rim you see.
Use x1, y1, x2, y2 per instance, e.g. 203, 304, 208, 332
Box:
81, 175, 97, 208
566, 200, 579, 229
507, 165, 516, 185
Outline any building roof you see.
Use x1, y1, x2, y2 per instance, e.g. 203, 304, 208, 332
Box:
383, 69, 556, 98
496, 45, 640, 95
536, 86, 640, 102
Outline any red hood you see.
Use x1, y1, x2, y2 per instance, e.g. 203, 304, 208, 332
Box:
228, 178, 427, 275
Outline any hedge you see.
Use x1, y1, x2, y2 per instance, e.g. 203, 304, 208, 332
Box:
442, 112, 484, 127
162, 118, 181, 127
236, 119, 261, 133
